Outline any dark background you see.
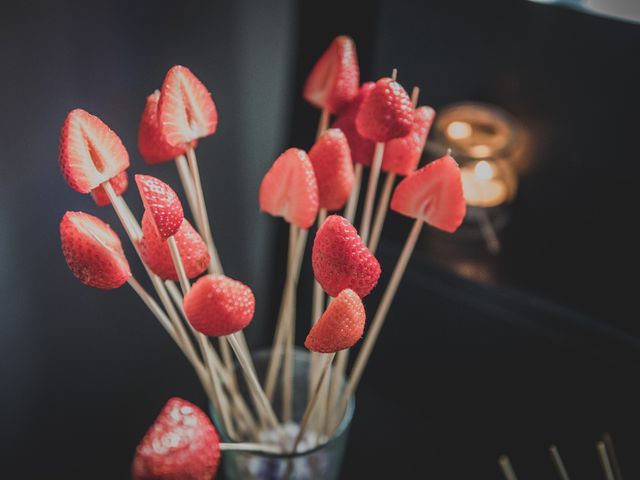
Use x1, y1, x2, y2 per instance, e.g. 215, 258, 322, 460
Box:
1, 0, 639, 478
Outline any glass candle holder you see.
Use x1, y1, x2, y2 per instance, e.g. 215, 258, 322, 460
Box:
210, 348, 355, 480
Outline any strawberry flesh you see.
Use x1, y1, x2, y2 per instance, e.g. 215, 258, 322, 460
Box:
390, 154, 466, 233
135, 175, 184, 240
132, 397, 221, 480
139, 211, 209, 281
59, 109, 130, 193
303, 35, 359, 115
158, 66, 218, 147
183, 274, 256, 337
305, 289, 366, 353
60, 211, 131, 290
312, 215, 381, 298
355, 77, 414, 143
309, 128, 354, 211
259, 148, 319, 229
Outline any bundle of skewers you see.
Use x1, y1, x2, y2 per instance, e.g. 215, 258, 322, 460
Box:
58, 36, 466, 479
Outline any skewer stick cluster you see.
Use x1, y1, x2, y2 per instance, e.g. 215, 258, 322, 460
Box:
57, 36, 467, 478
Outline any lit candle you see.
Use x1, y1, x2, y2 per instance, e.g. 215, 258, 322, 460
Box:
460, 160, 509, 208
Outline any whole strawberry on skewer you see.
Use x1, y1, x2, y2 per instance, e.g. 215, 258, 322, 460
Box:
338, 153, 466, 424
368, 87, 437, 254
183, 274, 287, 446
355, 73, 414, 245
304, 35, 359, 139
132, 397, 282, 480
259, 147, 319, 421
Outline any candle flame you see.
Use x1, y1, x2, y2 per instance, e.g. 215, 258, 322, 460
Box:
474, 160, 494, 181
447, 121, 472, 139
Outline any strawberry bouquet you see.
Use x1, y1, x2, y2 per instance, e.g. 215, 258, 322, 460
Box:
58, 36, 466, 479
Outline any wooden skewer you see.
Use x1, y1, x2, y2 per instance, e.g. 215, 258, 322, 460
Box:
597, 441, 616, 480
219, 442, 283, 454
498, 455, 519, 480
309, 209, 327, 402
264, 227, 307, 402
549, 445, 571, 480
126, 277, 177, 341
343, 164, 362, 223
368, 86, 420, 255
185, 147, 223, 276
603, 433, 624, 480
175, 154, 199, 225
290, 352, 335, 454
359, 142, 385, 244
316, 107, 330, 140
227, 333, 287, 447
337, 219, 424, 424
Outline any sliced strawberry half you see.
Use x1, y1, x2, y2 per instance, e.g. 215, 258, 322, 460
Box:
390, 154, 466, 233
90, 170, 129, 207
183, 274, 256, 337
331, 82, 376, 166
312, 215, 381, 298
355, 77, 414, 143
305, 289, 366, 353
309, 128, 354, 211
303, 35, 359, 115
139, 211, 209, 281
132, 397, 221, 480
60, 211, 131, 290
59, 109, 130, 193
138, 90, 195, 164
259, 148, 319, 229
382, 106, 435, 176
135, 175, 184, 240
158, 66, 218, 147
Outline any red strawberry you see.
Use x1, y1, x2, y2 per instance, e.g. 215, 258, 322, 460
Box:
158, 66, 218, 147
355, 77, 414, 143
303, 35, 359, 115
135, 175, 184, 240
90, 170, 129, 207
312, 215, 381, 297
331, 82, 376, 166
60, 211, 131, 290
139, 211, 209, 281
390, 154, 466, 233
305, 289, 365, 353
59, 109, 130, 193
309, 129, 354, 211
132, 397, 220, 480
183, 274, 256, 337
259, 148, 319, 229
138, 90, 195, 164
381, 106, 435, 176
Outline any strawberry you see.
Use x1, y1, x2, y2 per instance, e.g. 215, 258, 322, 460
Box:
312, 215, 381, 297
355, 77, 414, 143
90, 170, 129, 207
60, 211, 131, 290
139, 211, 209, 281
303, 35, 359, 115
132, 397, 220, 480
183, 274, 255, 337
309, 128, 354, 211
138, 90, 195, 164
381, 106, 435, 176
390, 154, 466, 233
135, 175, 184, 240
331, 83, 376, 166
305, 289, 366, 353
158, 66, 218, 147
259, 148, 319, 229
59, 109, 130, 193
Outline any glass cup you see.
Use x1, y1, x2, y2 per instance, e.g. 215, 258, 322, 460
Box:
211, 348, 355, 480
